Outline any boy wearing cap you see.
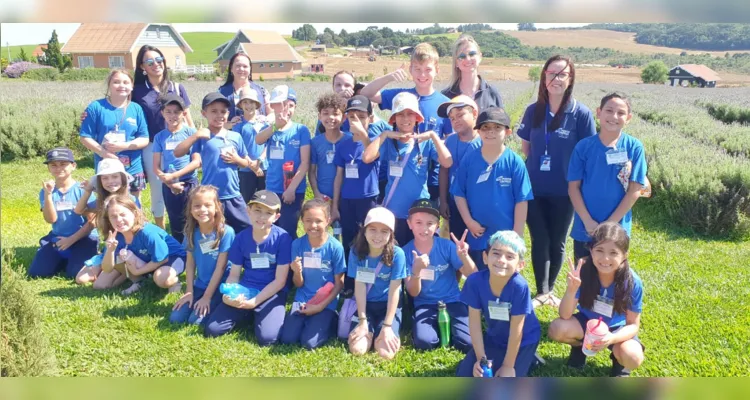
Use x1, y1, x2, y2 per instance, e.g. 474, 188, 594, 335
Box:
403, 199, 476, 352
29, 148, 99, 279
174, 93, 253, 233
204, 190, 292, 346
438, 95, 483, 240
451, 108, 533, 269
152, 94, 200, 243
232, 89, 268, 203
255, 85, 311, 239
310, 93, 349, 202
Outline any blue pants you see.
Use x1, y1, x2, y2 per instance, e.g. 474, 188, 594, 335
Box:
280, 308, 337, 349
394, 218, 414, 248
447, 196, 468, 240
348, 301, 402, 337
203, 292, 286, 346
28, 234, 98, 279
169, 285, 223, 326
221, 195, 252, 234
162, 179, 196, 244
413, 302, 472, 353
274, 193, 303, 239
527, 196, 575, 295
456, 342, 540, 377
469, 249, 488, 271
339, 196, 377, 253
239, 171, 265, 205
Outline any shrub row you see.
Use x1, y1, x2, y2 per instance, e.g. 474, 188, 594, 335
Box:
697, 101, 750, 126
0, 101, 87, 160
18, 67, 112, 82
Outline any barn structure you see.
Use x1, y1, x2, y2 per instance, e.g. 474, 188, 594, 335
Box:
668, 64, 720, 88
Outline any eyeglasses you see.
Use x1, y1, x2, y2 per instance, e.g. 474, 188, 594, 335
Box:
457, 51, 479, 60
545, 71, 570, 81
144, 57, 164, 67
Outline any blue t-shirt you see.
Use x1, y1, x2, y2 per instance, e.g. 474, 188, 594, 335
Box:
115, 223, 186, 263
443, 133, 482, 191
567, 133, 648, 242
228, 225, 293, 292
132, 81, 191, 141
460, 270, 541, 348
403, 238, 464, 307
291, 234, 347, 311
347, 246, 407, 303
380, 88, 453, 187
233, 120, 268, 172
191, 130, 248, 200
87, 194, 141, 211
218, 82, 269, 119
334, 134, 380, 199
368, 118, 393, 182
264, 122, 311, 194
39, 182, 98, 239
576, 270, 644, 329
80, 99, 149, 175
517, 100, 596, 197
185, 225, 235, 290
311, 132, 350, 199
451, 147, 534, 251
379, 138, 438, 219
153, 126, 197, 182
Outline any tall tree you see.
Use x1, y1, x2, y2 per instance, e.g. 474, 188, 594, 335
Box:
42, 30, 71, 72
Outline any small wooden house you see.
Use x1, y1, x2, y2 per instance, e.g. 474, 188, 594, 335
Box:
668, 64, 720, 88
61, 23, 192, 69
213, 30, 305, 79
310, 58, 326, 73
311, 44, 327, 53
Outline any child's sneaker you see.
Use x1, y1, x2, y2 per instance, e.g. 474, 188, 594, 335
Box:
610, 352, 631, 377
121, 281, 142, 296
566, 345, 587, 369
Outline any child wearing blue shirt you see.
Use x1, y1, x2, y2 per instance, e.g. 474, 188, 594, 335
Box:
174, 93, 254, 234
280, 199, 347, 350
310, 93, 349, 201
152, 94, 200, 243
548, 222, 645, 377
347, 207, 407, 360
451, 108, 533, 270
362, 92, 453, 246
255, 85, 311, 239
456, 231, 541, 377
567, 93, 648, 262
29, 148, 98, 280
170, 185, 235, 326
403, 199, 477, 352
231, 89, 268, 203
203, 191, 292, 346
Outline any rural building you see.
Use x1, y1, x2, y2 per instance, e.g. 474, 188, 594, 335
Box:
310, 58, 326, 73
61, 23, 192, 70
668, 64, 720, 88
399, 46, 414, 55
311, 44, 327, 53
213, 30, 305, 79
351, 47, 377, 57
32, 44, 48, 58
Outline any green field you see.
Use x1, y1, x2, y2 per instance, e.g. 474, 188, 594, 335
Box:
1, 44, 46, 61
180, 32, 235, 65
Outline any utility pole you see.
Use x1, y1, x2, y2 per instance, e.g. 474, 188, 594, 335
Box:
6, 42, 10, 61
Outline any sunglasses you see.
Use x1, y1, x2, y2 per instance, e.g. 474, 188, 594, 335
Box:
144, 57, 164, 67
457, 51, 479, 60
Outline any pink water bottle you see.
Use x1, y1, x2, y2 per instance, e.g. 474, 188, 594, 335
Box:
283, 161, 294, 190
582, 317, 609, 356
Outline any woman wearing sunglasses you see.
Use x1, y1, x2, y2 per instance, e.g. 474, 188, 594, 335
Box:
441, 34, 504, 112
132, 45, 195, 231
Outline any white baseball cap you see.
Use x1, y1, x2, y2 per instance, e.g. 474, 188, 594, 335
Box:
269, 85, 297, 104
364, 207, 396, 232
388, 92, 424, 125
94, 158, 134, 185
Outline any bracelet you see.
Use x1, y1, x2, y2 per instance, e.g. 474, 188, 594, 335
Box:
382, 323, 392, 328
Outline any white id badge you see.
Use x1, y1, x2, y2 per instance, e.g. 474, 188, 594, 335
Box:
270, 146, 284, 160
220, 144, 235, 157
106, 132, 126, 143
55, 201, 74, 211
326, 151, 335, 164
345, 164, 359, 179
418, 267, 435, 281
476, 171, 490, 183
356, 267, 376, 284
593, 295, 614, 317
606, 150, 628, 165
199, 238, 217, 255
540, 155, 551, 172
389, 161, 403, 177
303, 252, 322, 269
165, 140, 178, 151
250, 253, 270, 269
488, 301, 511, 321
291, 301, 303, 314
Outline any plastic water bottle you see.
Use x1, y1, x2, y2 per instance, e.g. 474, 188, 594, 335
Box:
437, 301, 450, 348
480, 356, 493, 378
220, 283, 260, 300
332, 220, 342, 242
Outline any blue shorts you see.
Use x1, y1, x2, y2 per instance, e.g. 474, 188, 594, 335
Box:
573, 312, 645, 352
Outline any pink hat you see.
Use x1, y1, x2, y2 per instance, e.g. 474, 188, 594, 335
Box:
364, 207, 395, 232
388, 92, 424, 125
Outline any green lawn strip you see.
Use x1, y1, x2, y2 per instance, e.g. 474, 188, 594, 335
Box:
180, 32, 236, 65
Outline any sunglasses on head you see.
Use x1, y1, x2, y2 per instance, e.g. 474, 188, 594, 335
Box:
144, 57, 164, 67
457, 51, 478, 60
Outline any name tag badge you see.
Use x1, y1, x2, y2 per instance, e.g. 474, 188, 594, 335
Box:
118, 155, 131, 168
220, 144, 235, 157
389, 161, 403, 178
55, 201, 74, 211
303, 252, 322, 269
325, 151, 335, 164
106, 132, 126, 143
291, 301, 303, 314
418, 267, 435, 281
593, 295, 614, 317
476, 170, 490, 183
488, 301, 511, 321
165, 140, 178, 151
198, 238, 217, 255
250, 253, 270, 269
345, 163, 359, 179
270, 146, 284, 160
606, 150, 628, 165
356, 267, 376, 284
540, 155, 551, 171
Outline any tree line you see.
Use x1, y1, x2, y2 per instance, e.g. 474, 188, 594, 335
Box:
582, 23, 750, 51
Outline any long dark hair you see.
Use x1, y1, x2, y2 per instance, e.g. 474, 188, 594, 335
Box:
183, 185, 226, 252
134, 45, 171, 94
578, 222, 634, 315
531, 55, 576, 131
352, 224, 395, 267
223, 52, 253, 86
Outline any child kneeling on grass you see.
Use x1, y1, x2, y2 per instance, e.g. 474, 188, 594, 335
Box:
548, 222, 645, 377
456, 231, 541, 377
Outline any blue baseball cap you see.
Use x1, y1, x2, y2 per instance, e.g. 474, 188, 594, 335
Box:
44, 147, 75, 164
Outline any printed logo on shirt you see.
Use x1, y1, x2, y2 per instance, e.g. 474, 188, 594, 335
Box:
289, 139, 301, 147
496, 176, 512, 187
126, 117, 137, 127
320, 261, 332, 273
377, 271, 390, 281
435, 264, 449, 273
556, 129, 570, 139
138, 249, 148, 255
518, 123, 525, 131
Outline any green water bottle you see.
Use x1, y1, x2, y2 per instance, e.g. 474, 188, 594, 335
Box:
437, 301, 450, 348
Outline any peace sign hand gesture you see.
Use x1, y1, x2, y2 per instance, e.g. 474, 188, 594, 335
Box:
451, 229, 470, 260
566, 257, 583, 291
105, 230, 119, 252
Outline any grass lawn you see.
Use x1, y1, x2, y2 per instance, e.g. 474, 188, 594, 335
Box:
2, 156, 749, 377
180, 32, 235, 65
1, 44, 45, 61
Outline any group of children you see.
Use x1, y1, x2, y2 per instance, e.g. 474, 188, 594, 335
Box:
28, 42, 648, 377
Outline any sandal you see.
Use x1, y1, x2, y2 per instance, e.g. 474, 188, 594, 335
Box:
121, 281, 142, 296
532, 293, 549, 309
546, 294, 562, 308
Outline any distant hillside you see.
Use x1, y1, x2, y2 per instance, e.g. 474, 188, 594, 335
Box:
581, 23, 750, 51
1, 44, 46, 61
180, 32, 235, 64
